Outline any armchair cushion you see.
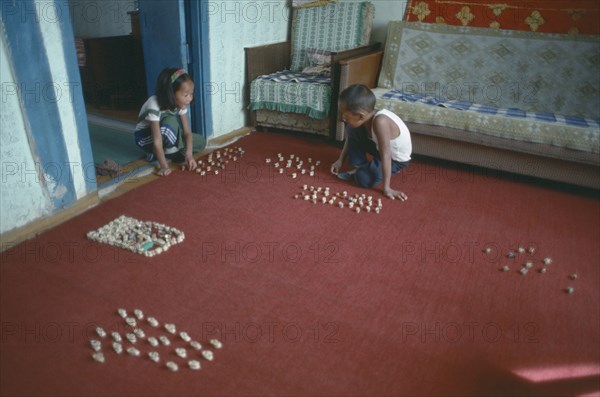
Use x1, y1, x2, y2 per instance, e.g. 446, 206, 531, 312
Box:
302, 48, 332, 76
248, 2, 375, 124
250, 71, 331, 119
306, 48, 332, 67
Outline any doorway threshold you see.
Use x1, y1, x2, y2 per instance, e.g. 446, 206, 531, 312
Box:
87, 113, 136, 131
98, 163, 155, 200
96, 127, 253, 202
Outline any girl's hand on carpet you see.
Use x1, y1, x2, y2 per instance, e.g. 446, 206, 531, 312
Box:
186, 156, 198, 171
330, 159, 342, 175
158, 167, 172, 177
384, 188, 407, 201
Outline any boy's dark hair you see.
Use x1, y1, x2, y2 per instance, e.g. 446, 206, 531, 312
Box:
155, 67, 193, 111
339, 84, 376, 113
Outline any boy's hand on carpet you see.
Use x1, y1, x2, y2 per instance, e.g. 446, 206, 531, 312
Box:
384, 188, 407, 201
330, 159, 342, 175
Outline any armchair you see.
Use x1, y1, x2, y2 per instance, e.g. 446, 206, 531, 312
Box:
245, 1, 382, 140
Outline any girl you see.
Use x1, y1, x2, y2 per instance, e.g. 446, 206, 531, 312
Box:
134, 67, 203, 176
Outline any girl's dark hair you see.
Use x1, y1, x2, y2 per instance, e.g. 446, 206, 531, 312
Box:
155, 67, 193, 111
339, 84, 376, 113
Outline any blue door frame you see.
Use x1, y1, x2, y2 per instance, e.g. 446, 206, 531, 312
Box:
138, 0, 211, 138
185, 0, 212, 139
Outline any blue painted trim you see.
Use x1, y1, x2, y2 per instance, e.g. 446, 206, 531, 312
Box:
57, 0, 96, 193
139, 0, 187, 97
199, 0, 212, 137
186, 0, 212, 138
138, 0, 211, 138
1, 0, 77, 208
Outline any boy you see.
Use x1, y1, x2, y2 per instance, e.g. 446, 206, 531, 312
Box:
330, 84, 412, 200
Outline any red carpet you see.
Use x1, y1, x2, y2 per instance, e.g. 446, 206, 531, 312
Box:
1, 130, 599, 396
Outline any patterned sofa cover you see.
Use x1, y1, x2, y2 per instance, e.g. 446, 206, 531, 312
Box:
375, 21, 600, 188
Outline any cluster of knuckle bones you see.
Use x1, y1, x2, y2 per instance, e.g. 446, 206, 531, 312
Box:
295, 185, 383, 214
90, 308, 222, 372
87, 215, 184, 257
182, 146, 245, 175
265, 153, 383, 214
484, 246, 578, 294
265, 153, 320, 178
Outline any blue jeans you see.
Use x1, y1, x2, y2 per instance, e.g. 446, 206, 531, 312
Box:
346, 125, 409, 188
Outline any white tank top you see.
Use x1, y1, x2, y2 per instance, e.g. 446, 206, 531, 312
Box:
370, 109, 412, 162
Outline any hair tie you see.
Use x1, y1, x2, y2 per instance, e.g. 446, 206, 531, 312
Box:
170, 69, 187, 84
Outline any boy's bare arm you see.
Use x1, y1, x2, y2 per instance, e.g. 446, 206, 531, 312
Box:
331, 133, 350, 174
373, 118, 393, 191
373, 116, 407, 201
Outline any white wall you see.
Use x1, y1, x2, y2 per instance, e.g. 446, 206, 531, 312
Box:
207, 0, 290, 136
0, 0, 95, 237
0, 34, 52, 234
369, 0, 408, 45
69, 0, 136, 38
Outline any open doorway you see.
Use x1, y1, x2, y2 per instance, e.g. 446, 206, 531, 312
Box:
70, 0, 148, 184
70, 0, 208, 185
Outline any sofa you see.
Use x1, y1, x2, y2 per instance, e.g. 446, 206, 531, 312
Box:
352, 21, 600, 189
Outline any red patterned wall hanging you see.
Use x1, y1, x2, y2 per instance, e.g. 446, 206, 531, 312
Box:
404, 0, 600, 35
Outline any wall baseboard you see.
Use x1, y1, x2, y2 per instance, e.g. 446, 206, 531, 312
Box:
207, 126, 253, 148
